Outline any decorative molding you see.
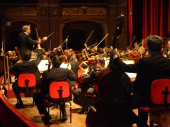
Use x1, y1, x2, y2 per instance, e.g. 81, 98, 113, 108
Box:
51, 7, 58, 16
62, 6, 107, 16
40, 7, 48, 16
4, 6, 38, 16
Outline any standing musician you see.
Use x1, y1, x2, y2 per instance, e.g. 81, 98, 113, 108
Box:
17, 25, 47, 60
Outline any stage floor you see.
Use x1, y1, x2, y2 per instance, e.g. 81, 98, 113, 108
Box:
7, 97, 162, 127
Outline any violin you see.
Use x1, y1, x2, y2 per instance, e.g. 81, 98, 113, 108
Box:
128, 50, 141, 63
15, 47, 22, 62
7, 50, 18, 61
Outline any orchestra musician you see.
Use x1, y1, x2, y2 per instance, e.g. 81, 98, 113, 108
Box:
33, 55, 77, 125
17, 24, 47, 60
127, 40, 146, 62
162, 37, 170, 58
10, 48, 42, 109
110, 35, 170, 127
73, 58, 105, 114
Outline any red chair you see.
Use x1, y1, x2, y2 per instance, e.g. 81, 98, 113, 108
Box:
139, 78, 170, 127
44, 81, 72, 123
77, 68, 85, 79
17, 73, 36, 105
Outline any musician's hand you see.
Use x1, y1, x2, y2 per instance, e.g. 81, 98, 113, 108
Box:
84, 43, 87, 48
37, 38, 41, 43
17, 59, 23, 63
110, 49, 118, 61
42, 36, 48, 41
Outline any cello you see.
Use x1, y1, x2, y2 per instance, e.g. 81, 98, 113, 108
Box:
86, 14, 133, 127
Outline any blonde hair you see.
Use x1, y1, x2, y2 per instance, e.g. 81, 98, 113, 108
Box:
22, 25, 30, 32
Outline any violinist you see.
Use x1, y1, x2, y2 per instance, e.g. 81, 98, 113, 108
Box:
162, 38, 170, 58
90, 45, 98, 56
48, 46, 64, 59
132, 41, 146, 56
128, 40, 146, 62
7, 50, 21, 68
17, 25, 48, 60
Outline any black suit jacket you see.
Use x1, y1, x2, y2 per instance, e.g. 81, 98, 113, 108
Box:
10, 58, 41, 87
41, 67, 77, 95
114, 52, 170, 108
69, 60, 80, 76
18, 32, 38, 59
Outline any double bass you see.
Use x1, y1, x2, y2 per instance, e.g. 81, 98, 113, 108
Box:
86, 14, 131, 127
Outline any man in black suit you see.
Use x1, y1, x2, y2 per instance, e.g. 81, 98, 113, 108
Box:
18, 25, 47, 60
33, 55, 77, 125
10, 48, 42, 109
110, 35, 170, 127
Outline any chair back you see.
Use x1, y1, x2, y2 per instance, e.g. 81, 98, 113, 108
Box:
77, 68, 85, 79
151, 79, 170, 105
49, 81, 70, 99
18, 74, 36, 87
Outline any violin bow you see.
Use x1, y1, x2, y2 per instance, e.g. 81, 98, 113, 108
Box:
35, 27, 39, 39
84, 30, 94, 49
47, 32, 54, 38
132, 34, 151, 51
96, 33, 109, 47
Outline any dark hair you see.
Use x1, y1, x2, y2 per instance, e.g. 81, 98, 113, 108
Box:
23, 50, 31, 61
52, 55, 62, 68
147, 35, 163, 52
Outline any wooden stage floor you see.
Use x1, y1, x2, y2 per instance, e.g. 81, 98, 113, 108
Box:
7, 97, 87, 127
7, 97, 163, 127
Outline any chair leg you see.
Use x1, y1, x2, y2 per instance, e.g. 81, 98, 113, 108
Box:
85, 96, 88, 112
60, 106, 61, 121
150, 120, 154, 127
70, 101, 72, 123
47, 105, 50, 127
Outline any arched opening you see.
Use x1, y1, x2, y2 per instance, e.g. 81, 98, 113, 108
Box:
62, 21, 104, 52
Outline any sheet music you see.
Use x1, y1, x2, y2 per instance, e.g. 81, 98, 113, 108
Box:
38, 60, 52, 72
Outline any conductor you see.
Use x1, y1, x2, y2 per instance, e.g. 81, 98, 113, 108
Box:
17, 25, 47, 60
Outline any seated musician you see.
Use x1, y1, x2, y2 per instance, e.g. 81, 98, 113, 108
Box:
33, 55, 77, 125
110, 35, 170, 127
128, 41, 146, 62
7, 50, 18, 67
10, 48, 42, 109
73, 58, 105, 114
133, 41, 146, 56
48, 46, 64, 59
162, 37, 170, 58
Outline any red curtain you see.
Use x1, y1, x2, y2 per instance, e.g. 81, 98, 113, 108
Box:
127, 0, 133, 45
128, 0, 170, 46
142, 0, 170, 38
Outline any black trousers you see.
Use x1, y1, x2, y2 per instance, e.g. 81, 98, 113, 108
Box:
33, 92, 66, 115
